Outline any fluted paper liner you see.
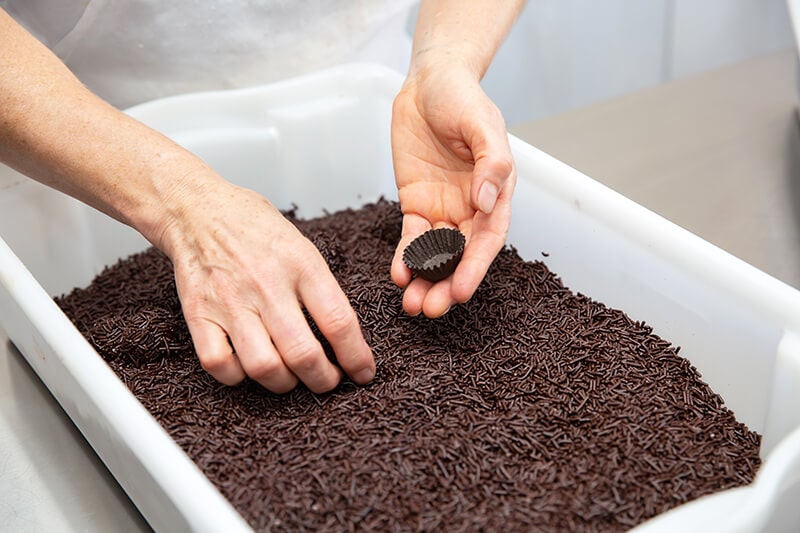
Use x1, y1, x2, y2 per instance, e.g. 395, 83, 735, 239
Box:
402, 228, 466, 282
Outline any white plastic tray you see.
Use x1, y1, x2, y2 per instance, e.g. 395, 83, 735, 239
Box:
1, 63, 799, 532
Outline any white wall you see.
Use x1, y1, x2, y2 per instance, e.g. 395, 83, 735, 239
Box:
472, 0, 795, 126
669, 0, 794, 78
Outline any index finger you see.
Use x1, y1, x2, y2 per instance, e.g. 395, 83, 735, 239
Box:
451, 218, 508, 304
390, 212, 432, 289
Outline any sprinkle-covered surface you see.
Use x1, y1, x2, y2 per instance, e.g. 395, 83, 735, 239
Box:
55, 199, 761, 532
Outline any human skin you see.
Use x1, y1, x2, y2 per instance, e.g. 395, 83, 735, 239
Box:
391, 0, 525, 318
0, 8, 369, 394
0, 1, 524, 394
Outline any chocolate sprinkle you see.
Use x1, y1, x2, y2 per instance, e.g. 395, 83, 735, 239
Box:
55, 199, 761, 532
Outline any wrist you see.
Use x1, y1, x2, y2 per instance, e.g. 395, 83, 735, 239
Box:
408, 0, 526, 83
134, 154, 230, 258
408, 45, 486, 83
400, 59, 483, 117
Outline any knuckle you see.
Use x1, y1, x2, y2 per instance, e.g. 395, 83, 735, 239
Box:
198, 349, 232, 373
245, 356, 284, 381
494, 156, 514, 179
319, 306, 357, 338
282, 340, 323, 373
199, 351, 243, 386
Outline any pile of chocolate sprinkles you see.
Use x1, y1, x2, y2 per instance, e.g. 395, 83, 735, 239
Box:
56, 199, 761, 532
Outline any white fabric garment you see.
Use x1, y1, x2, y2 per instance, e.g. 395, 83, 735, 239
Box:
2, 0, 415, 108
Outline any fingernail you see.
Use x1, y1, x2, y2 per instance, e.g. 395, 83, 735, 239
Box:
353, 367, 375, 384
478, 182, 498, 214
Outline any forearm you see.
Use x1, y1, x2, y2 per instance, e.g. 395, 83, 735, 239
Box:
0, 9, 214, 249
410, 0, 526, 79
0, 10, 376, 393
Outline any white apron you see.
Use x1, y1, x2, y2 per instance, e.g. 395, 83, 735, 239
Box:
0, 0, 415, 271
2, 0, 414, 108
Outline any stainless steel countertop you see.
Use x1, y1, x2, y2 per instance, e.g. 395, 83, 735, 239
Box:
2, 48, 798, 531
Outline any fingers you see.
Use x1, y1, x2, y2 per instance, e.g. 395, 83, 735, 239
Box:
391, 214, 432, 289
265, 286, 344, 394
182, 256, 371, 394
191, 290, 370, 395
465, 96, 514, 215
163, 181, 375, 394
450, 227, 504, 304
453, 173, 514, 303
227, 312, 299, 393
393, 209, 476, 317
403, 276, 454, 318
473, 155, 512, 214
393, 213, 465, 317
299, 266, 375, 385
187, 317, 246, 386
401, 230, 500, 319
186, 303, 300, 393
398, 205, 509, 317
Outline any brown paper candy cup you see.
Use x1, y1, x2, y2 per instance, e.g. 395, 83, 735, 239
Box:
402, 228, 466, 282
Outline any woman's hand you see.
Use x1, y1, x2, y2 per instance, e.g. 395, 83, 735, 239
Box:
390, 64, 516, 318
157, 171, 376, 393
0, 9, 375, 394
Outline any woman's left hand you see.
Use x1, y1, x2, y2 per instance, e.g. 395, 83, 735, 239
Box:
390, 64, 517, 318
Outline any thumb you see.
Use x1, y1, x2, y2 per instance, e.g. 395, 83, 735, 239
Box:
472, 151, 514, 215
466, 108, 514, 214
